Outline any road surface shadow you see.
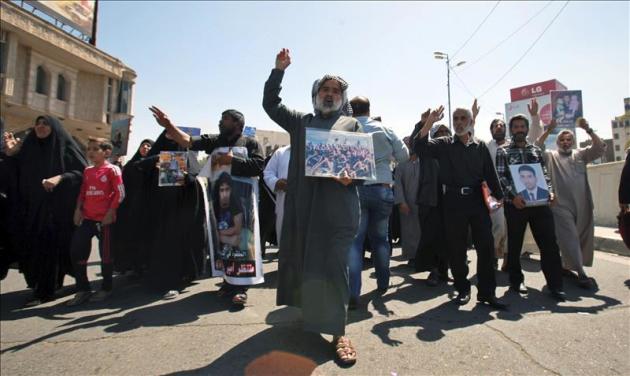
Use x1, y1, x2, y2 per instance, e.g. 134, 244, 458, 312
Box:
166, 307, 331, 376
0, 289, 235, 354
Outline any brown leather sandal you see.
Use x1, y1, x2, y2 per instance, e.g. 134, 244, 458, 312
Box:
334, 336, 357, 366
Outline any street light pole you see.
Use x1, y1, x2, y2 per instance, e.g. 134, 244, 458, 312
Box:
434, 52, 465, 132
446, 55, 452, 131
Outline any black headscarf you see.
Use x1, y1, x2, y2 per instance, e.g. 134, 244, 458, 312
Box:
127, 138, 155, 165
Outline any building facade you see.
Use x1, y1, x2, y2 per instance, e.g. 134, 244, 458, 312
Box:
1, 1, 136, 146
255, 129, 290, 157
611, 98, 630, 161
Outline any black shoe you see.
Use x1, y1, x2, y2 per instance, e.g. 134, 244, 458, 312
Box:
348, 297, 358, 311
509, 283, 528, 295
577, 275, 594, 290
426, 270, 439, 287
477, 296, 509, 310
452, 291, 470, 305
549, 289, 566, 302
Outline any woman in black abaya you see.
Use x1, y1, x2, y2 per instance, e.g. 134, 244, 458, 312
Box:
111, 139, 154, 275
135, 131, 205, 299
5, 116, 87, 306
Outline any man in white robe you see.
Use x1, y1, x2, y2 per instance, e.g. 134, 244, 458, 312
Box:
263, 145, 291, 245
536, 117, 605, 289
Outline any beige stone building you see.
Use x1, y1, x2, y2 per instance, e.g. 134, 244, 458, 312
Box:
611, 97, 630, 161
255, 129, 290, 157
1, 1, 136, 145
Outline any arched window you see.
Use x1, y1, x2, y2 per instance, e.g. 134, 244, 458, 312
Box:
35, 66, 48, 95
56, 74, 66, 101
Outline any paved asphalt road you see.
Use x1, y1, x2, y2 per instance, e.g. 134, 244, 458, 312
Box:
1, 246, 629, 375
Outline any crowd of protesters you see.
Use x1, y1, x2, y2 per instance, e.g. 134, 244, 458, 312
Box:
1, 48, 628, 367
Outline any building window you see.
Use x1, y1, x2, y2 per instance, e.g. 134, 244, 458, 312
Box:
616, 145, 621, 151
618, 157, 622, 161
0, 31, 7, 75
612, 121, 618, 128
106, 78, 113, 113
614, 133, 620, 140
35, 66, 48, 95
56, 74, 67, 101
117, 80, 131, 114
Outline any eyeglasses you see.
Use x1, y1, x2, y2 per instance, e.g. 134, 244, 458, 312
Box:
453, 116, 468, 121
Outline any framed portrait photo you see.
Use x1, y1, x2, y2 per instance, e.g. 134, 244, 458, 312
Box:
509, 163, 550, 207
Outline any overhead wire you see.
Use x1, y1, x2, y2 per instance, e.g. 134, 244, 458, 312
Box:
450, 1, 501, 60
478, 1, 570, 99
462, 1, 554, 72
450, 67, 477, 99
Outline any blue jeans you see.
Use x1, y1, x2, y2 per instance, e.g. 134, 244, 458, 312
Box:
348, 185, 394, 300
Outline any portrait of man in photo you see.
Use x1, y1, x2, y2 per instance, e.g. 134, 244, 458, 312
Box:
516, 164, 549, 202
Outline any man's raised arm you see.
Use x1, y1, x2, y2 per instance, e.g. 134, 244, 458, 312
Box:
263, 48, 304, 132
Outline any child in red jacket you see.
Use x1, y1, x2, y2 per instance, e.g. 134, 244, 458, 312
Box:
67, 137, 124, 306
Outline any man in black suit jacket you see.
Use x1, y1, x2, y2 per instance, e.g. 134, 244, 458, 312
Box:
517, 164, 549, 202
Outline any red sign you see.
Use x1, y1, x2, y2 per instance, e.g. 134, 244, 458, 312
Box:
510, 79, 567, 102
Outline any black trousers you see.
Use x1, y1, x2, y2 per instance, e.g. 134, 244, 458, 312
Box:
443, 192, 496, 298
504, 204, 563, 291
415, 204, 449, 276
70, 220, 113, 292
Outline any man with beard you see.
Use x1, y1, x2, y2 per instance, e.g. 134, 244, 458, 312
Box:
535, 117, 605, 289
480, 98, 543, 271
495, 114, 565, 301
414, 106, 507, 309
150, 107, 264, 305
262, 48, 361, 365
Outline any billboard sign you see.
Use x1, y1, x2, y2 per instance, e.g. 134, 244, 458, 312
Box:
26, 1, 96, 38
505, 95, 559, 150
510, 79, 567, 102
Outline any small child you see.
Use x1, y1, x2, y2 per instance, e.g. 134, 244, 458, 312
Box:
67, 137, 125, 306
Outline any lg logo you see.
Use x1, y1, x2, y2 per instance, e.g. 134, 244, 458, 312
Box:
530, 86, 543, 94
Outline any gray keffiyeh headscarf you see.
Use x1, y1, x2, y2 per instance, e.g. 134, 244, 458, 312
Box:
311, 74, 352, 116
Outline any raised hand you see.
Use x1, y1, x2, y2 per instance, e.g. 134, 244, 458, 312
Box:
547, 118, 558, 132
3, 132, 21, 156
576, 117, 589, 130
149, 106, 174, 129
527, 98, 539, 117
427, 105, 445, 125
275, 48, 291, 71
420, 108, 431, 123
471, 98, 480, 121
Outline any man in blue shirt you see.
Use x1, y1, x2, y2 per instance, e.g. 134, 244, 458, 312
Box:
347, 96, 409, 310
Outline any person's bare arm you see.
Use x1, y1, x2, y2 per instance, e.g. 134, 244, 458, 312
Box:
149, 106, 192, 148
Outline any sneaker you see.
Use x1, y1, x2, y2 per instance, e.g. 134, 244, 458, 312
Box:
163, 290, 179, 300
90, 290, 112, 302
232, 292, 247, 305
66, 291, 92, 307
